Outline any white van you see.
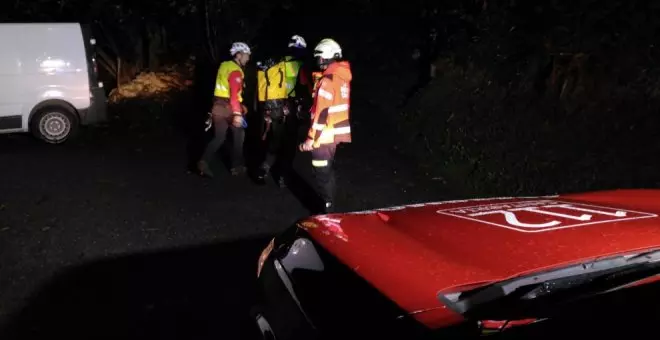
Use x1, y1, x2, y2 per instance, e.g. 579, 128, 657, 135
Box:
0, 23, 107, 144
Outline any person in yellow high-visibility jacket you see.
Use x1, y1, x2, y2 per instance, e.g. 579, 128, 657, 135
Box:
197, 42, 251, 178
255, 35, 313, 188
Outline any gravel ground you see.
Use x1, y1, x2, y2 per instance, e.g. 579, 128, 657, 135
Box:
0, 107, 447, 339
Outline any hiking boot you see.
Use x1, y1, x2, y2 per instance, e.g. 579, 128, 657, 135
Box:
277, 177, 286, 188
197, 160, 214, 178
231, 165, 247, 176
254, 162, 271, 183
258, 163, 271, 178
323, 201, 334, 214
253, 168, 267, 185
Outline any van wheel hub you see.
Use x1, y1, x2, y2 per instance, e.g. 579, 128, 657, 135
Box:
40, 112, 70, 140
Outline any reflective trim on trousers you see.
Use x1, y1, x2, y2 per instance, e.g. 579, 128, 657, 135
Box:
312, 160, 329, 167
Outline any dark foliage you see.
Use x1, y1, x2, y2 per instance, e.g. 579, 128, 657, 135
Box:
398, 0, 660, 196
3, 0, 658, 195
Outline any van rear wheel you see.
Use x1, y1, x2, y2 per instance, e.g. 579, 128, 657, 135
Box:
31, 107, 79, 144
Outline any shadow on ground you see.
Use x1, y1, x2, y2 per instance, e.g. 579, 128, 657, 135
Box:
0, 236, 272, 340
5, 229, 660, 340
285, 169, 324, 214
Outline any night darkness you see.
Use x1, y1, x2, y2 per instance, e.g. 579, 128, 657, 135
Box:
2, 0, 660, 339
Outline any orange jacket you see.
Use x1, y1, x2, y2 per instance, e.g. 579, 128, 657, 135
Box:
308, 62, 352, 147
311, 72, 323, 93
308, 71, 323, 117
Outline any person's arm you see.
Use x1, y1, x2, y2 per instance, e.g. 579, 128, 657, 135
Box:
298, 67, 313, 95
228, 70, 243, 114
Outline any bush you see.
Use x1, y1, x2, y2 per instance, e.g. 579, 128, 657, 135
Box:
108, 59, 195, 104
397, 1, 660, 196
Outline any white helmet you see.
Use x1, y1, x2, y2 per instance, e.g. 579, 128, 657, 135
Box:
288, 35, 307, 48
230, 42, 251, 56
313, 38, 342, 59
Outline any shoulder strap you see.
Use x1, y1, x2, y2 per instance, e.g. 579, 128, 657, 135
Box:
264, 66, 271, 87
277, 61, 284, 88
260, 61, 271, 101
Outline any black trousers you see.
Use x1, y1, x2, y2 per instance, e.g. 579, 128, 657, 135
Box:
311, 144, 337, 205
201, 106, 245, 169
259, 104, 298, 179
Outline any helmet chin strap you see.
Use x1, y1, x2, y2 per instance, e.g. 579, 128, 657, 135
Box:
316, 57, 331, 68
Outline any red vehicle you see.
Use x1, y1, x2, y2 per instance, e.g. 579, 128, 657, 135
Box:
252, 189, 660, 339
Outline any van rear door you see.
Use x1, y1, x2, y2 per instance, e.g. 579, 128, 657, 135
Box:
79, 23, 107, 125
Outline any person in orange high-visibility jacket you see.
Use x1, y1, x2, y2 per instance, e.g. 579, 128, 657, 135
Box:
299, 38, 352, 213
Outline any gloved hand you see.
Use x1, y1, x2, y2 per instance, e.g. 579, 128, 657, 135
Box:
231, 113, 244, 128
299, 138, 314, 152
204, 111, 212, 131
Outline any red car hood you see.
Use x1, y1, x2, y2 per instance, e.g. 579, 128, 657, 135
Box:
299, 189, 660, 329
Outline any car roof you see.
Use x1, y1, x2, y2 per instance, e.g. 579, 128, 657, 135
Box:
299, 189, 660, 329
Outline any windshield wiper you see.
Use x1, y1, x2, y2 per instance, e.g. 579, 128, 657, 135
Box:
518, 261, 660, 301
438, 249, 660, 319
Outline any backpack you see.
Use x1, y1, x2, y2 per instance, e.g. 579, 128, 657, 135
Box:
257, 58, 288, 102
